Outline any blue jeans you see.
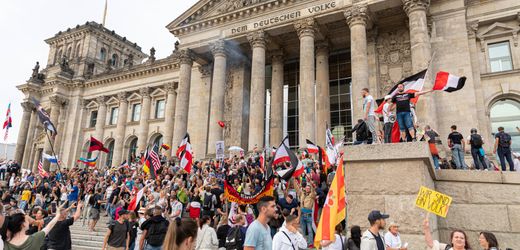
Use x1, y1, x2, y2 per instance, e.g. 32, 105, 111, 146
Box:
471, 147, 486, 170
300, 212, 314, 245
144, 244, 162, 250
396, 112, 413, 132
432, 155, 440, 170
451, 144, 465, 169
497, 147, 514, 171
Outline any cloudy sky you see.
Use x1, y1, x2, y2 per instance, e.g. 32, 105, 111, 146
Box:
0, 0, 198, 144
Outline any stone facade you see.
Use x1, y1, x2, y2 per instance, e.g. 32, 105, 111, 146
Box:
15, 0, 520, 169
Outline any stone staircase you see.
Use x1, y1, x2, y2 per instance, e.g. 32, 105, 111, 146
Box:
70, 213, 110, 250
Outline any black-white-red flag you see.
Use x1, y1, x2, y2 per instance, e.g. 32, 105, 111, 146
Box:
433, 71, 466, 92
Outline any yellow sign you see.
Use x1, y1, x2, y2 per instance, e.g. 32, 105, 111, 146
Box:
415, 186, 452, 218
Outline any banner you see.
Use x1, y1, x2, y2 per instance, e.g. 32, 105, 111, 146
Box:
415, 186, 452, 218
216, 141, 225, 160
224, 177, 274, 204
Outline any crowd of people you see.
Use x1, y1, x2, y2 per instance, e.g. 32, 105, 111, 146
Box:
359, 84, 520, 172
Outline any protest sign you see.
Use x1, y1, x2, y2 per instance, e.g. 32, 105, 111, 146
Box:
415, 185, 452, 217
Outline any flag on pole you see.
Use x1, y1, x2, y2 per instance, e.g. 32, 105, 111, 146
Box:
375, 69, 428, 113
177, 133, 193, 173
31, 98, 58, 137
314, 155, 346, 248
3, 103, 12, 141
273, 136, 303, 180
325, 127, 338, 166
306, 139, 319, 154
42, 152, 59, 164
89, 136, 110, 153
128, 184, 150, 211
433, 71, 466, 92
143, 144, 161, 179
37, 159, 49, 178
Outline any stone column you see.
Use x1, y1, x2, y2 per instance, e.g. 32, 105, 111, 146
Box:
94, 96, 108, 141
345, 5, 370, 122
270, 50, 284, 146
163, 82, 178, 158
138, 87, 151, 153
14, 102, 33, 165
207, 40, 228, 155
294, 18, 317, 148
53, 100, 68, 159
21, 110, 37, 169
43, 96, 64, 170
403, 0, 437, 128
173, 49, 194, 148
112, 92, 128, 165
316, 42, 330, 146
247, 30, 269, 151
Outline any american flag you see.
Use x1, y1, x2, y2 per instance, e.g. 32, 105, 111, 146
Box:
37, 159, 49, 178
3, 103, 12, 141
149, 144, 162, 173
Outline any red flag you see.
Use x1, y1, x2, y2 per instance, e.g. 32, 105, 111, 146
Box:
89, 136, 110, 153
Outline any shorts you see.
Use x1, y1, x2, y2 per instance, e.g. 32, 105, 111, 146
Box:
89, 208, 100, 220
396, 112, 414, 131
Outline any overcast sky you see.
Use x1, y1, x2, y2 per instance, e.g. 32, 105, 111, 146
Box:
0, 0, 198, 144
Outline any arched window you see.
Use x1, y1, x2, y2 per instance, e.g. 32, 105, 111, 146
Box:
105, 140, 115, 167
128, 137, 138, 163
490, 99, 520, 151
100, 48, 107, 61
67, 47, 72, 58
153, 135, 163, 147
56, 49, 63, 64
75, 44, 81, 57
111, 54, 119, 67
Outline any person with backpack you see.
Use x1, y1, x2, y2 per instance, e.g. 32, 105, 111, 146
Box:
103, 209, 131, 250
469, 128, 486, 170
201, 186, 218, 219
447, 125, 466, 169
139, 206, 169, 250
272, 214, 307, 250
226, 214, 247, 250
493, 126, 515, 171
352, 119, 370, 145
196, 215, 219, 250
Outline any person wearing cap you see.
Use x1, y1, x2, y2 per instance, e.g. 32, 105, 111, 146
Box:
103, 209, 131, 250
361, 210, 389, 250
382, 95, 395, 143
384, 222, 407, 250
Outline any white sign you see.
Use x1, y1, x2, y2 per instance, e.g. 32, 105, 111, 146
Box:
216, 141, 225, 160
225, 1, 339, 36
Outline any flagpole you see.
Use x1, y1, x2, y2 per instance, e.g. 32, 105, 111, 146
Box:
44, 130, 63, 176
102, 0, 108, 26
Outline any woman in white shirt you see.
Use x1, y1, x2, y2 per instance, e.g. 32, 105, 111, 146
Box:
384, 222, 407, 250
321, 223, 346, 250
272, 214, 307, 250
196, 215, 219, 250
423, 217, 471, 250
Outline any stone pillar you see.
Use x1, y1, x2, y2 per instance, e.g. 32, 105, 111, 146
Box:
316, 42, 331, 146
94, 96, 108, 141
112, 92, 128, 165
173, 49, 194, 148
270, 50, 284, 146
163, 82, 178, 158
247, 30, 269, 151
294, 18, 317, 148
138, 87, 151, 153
207, 40, 228, 155
14, 102, 33, 165
403, 0, 437, 128
345, 5, 370, 122
53, 100, 68, 160
43, 96, 64, 170
21, 110, 37, 169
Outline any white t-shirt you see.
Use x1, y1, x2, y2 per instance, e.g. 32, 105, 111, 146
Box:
363, 95, 376, 116
384, 231, 402, 248
322, 233, 345, 250
383, 102, 393, 123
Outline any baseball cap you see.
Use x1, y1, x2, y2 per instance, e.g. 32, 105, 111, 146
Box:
368, 210, 389, 222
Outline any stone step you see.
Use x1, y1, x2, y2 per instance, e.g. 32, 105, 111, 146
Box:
70, 245, 100, 250
70, 228, 107, 236
70, 224, 108, 230
70, 239, 103, 248
71, 233, 105, 241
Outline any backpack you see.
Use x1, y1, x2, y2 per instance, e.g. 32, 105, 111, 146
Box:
146, 219, 169, 246
225, 227, 244, 250
498, 132, 511, 148
202, 193, 213, 210
471, 134, 483, 147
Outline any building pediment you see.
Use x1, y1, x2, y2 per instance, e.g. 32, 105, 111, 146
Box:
477, 22, 519, 40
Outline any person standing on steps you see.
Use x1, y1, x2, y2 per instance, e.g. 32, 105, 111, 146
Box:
46, 202, 84, 250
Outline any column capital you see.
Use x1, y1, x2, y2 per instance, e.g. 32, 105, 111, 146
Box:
96, 96, 108, 106
344, 4, 370, 27
174, 49, 194, 66
21, 102, 34, 112
247, 30, 270, 49
210, 39, 227, 57
271, 50, 284, 64
139, 87, 151, 98
198, 64, 213, 78
117, 92, 129, 102
165, 82, 178, 93
80, 99, 90, 109
294, 18, 317, 39
316, 41, 330, 55
467, 21, 479, 39
402, 0, 430, 15
49, 95, 68, 107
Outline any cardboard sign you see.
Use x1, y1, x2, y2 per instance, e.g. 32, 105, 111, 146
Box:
415, 186, 452, 218
215, 141, 225, 160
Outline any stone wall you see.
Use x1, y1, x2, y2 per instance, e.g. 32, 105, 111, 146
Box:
343, 142, 520, 249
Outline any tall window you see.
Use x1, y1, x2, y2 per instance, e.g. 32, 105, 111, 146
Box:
75, 44, 81, 57
100, 48, 107, 61
110, 107, 119, 125
489, 42, 513, 72
89, 110, 98, 128
106, 140, 115, 167
111, 54, 119, 67
329, 52, 353, 141
490, 99, 520, 152
67, 47, 72, 58
283, 62, 299, 149
132, 103, 141, 122
155, 100, 165, 119
128, 138, 138, 162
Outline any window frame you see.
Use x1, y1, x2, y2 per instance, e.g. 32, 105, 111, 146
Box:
155, 99, 166, 119
488, 41, 513, 73
131, 103, 141, 122
89, 110, 98, 128
109, 107, 119, 125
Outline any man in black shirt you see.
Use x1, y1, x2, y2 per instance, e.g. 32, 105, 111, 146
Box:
448, 125, 466, 169
47, 202, 83, 250
391, 83, 432, 141
469, 128, 486, 170
493, 126, 515, 171
360, 210, 389, 250
140, 206, 169, 250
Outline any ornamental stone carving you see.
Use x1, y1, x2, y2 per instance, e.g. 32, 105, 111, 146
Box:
271, 50, 284, 63
139, 87, 150, 98
21, 102, 34, 112
117, 92, 129, 102
316, 41, 329, 55
402, 0, 430, 15
467, 21, 479, 39
198, 64, 213, 78
218, 0, 270, 13
165, 82, 178, 93
294, 18, 317, 38
247, 30, 269, 48
376, 28, 412, 95
344, 4, 369, 27
96, 96, 108, 106
211, 40, 227, 57
50, 95, 68, 107
174, 49, 194, 65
